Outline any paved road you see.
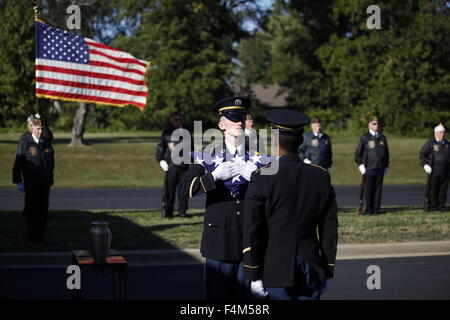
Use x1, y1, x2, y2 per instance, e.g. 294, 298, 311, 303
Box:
1, 185, 448, 211
1, 255, 449, 300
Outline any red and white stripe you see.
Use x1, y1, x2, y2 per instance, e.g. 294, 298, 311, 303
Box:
36, 37, 149, 110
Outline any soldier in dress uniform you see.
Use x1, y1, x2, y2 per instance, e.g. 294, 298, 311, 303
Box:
354, 115, 390, 215
243, 108, 338, 300
419, 123, 450, 212
298, 116, 333, 172
156, 112, 191, 219
179, 97, 259, 299
12, 114, 55, 244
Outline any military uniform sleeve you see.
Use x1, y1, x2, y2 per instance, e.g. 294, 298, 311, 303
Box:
298, 134, 308, 160
328, 136, 333, 168
318, 177, 338, 279
419, 140, 432, 167
178, 163, 216, 198
12, 134, 27, 184
155, 132, 166, 162
243, 172, 268, 281
384, 136, 390, 168
354, 135, 365, 165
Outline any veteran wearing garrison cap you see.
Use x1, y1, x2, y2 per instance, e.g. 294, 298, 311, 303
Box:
298, 116, 333, 172
419, 123, 449, 212
354, 115, 390, 215
179, 97, 260, 299
13, 114, 55, 245
243, 108, 338, 300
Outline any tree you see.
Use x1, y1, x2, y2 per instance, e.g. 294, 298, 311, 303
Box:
318, 0, 450, 135
0, 0, 39, 128
113, 0, 253, 129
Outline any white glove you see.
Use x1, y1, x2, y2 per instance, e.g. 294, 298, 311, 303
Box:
159, 160, 169, 172
303, 159, 312, 164
250, 280, 268, 299
240, 162, 258, 181
424, 164, 432, 175
358, 164, 366, 175
212, 162, 239, 181
327, 167, 332, 173
384, 167, 389, 175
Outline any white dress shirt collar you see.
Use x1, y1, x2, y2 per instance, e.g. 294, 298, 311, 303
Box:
313, 131, 323, 139
369, 130, 379, 137
31, 134, 39, 144
225, 139, 245, 155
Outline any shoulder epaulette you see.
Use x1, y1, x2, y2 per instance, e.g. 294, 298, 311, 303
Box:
255, 164, 272, 174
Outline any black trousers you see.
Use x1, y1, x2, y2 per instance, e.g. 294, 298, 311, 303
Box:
365, 169, 384, 214
23, 186, 50, 242
162, 165, 188, 217
429, 170, 449, 210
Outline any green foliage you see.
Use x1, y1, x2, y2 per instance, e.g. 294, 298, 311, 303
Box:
0, 0, 38, 127
1, 0, 448, 136
112, 0, 245, 129
236, 0, 450, 137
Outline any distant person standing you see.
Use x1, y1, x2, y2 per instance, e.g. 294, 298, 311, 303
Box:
298, 116, 333, 172
245, 114, 266, 154
156, 112, 190, 219
13, 114, 54, 244
419, 123, 449, 212
354, 115, 390, 215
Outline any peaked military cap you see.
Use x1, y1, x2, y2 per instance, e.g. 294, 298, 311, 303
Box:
265, 108, 310, 134
213, 96, 250, 122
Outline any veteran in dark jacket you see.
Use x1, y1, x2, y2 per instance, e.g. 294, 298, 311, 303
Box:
354, 115, 390, 215
298, 116, 333, 171
243, 108, 338, 300
12, 114, 54, 244
156, 112, 190, 218
419, 123, 449, 212
179, 97, 260, 300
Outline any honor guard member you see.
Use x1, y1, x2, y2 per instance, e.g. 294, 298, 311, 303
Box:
354, 115, 390, 215
12, 114, 55, 244
156, 112, 190, 219
179, 97, 259, 299
243, 108, 338, 300
419, 123, 450, 212
298, 116, 333, 172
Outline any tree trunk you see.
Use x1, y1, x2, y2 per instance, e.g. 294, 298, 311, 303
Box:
69, 102, 88, 147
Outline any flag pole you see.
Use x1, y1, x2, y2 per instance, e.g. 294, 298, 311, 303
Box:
34, 5, 39, 114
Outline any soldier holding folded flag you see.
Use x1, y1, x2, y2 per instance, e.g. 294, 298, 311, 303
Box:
179, 97, 267, 300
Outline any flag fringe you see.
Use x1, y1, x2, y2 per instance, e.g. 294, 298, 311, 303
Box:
36, 93, 145, 111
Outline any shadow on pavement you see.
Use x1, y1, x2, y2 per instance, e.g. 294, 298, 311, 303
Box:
0, 209, 205, 300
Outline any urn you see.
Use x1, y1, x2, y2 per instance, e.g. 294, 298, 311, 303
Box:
89, 221, 112, 263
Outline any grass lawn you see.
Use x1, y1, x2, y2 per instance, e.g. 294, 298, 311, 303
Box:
0, 132, 429, 188
0, 207, 448, 253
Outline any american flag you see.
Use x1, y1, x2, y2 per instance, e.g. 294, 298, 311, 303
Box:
191, 151, 274, 198
35, 21, 150, 110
